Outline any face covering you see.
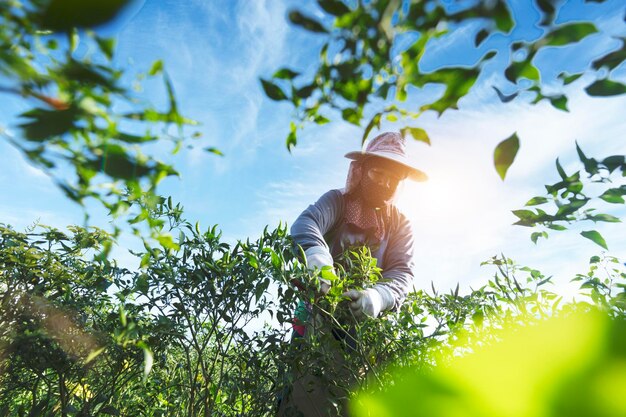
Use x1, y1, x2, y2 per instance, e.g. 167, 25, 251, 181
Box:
358, 158, 405, 208
359, 171, 397, 208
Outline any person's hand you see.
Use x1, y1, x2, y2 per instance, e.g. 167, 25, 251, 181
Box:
319, 279, 331, 296
304, 247, 334, 297
342, 288, 384, 319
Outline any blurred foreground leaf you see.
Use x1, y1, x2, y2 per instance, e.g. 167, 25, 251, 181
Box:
352, 310, 626, 417
39, 0, 131, 31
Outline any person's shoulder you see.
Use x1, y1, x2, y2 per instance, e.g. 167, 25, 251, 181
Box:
317, 189, 344, 203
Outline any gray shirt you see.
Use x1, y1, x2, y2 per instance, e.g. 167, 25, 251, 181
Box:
291, 189, 415, 310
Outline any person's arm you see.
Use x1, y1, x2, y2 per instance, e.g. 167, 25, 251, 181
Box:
376, 211, 415, 311
290, 190, 343, 291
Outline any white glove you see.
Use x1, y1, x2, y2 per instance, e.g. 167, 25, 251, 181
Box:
304, 247, 334, 295
343, 286, 393, 319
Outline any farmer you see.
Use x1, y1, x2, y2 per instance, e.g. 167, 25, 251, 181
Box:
276, 131, 427, 417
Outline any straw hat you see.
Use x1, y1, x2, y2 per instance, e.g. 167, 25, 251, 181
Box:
344, 132, 428, 182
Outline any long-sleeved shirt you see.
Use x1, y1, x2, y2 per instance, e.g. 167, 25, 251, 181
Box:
290, 189, 415, 311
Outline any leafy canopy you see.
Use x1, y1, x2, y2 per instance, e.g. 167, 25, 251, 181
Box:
263, 0, 625, 181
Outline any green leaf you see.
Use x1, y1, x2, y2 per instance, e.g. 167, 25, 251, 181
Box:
475, 29, 489, 46
505, 59, 540, 83
494, 133, 520, 180
163, 74, 180, 122
70, 29, 79, 52
140, 253, 151, 268
296, 84, 316, 99
119, 306, 127, 327
260, 78, 288, 101
587, 213, 621, 223
204, 147, 224, 156
156, 234, 179, 250
558, 72, 583, 85
482, 50, 498, 61
555, 197, 588, 217
512, 209, 537, 226
288, 11, 328, 33
418, 68, 479, 114
401, 127, 431, 145
59, 60, 119, 93
271, 251, 281, 269
581, 230, 608, 249
273, 68, 300, 79
531, 231, 548, 244
547, 224, 567, 231
586, 79, 626, 96
136, 274, 149, 294
19, 107, 79, 141
549, 95, 568, 112
575, 141, 599, 175
556, 158, 567, 180
525, 196, 548, 206
342, 107, 361, 125
84, 347, 106, 364
95, 37, 115, 60
86, 146, 154, 180
320, 266, 339, 283
313, 114, 330, 125
122, 108, 197, 125
602, 155, 625, 173
352, 312, 616, 417
591, 40, 626, 71
286, 122, 297, 152
492, 0, 514, 33
362, 113, 382, 145
40, 0, 131, 31
317, 0, 351, 16
545, 23, 597, 46
599, 187, 626, 204
149, 60, 163, 76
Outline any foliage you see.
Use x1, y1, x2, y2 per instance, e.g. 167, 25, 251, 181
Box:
1, 202, 625, 416
573, 254, 626, 317
514, 142, 624, 248
121, 202, 299, 416
0, 1, 209, 243
0, 2, 624, 416
352, 308, 626, 417
0, 223, 151, 417
263, 0, 625, 178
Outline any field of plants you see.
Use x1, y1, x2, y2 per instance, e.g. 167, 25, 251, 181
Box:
1, 0, 625, 416
1, 199, 625, 416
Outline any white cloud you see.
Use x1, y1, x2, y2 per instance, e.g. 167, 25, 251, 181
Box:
393, 88, 626, 293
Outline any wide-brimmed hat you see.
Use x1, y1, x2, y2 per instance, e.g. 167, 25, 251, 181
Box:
344, 132, 428, 182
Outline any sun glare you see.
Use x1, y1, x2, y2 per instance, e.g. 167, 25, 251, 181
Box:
396, 152, 509, 241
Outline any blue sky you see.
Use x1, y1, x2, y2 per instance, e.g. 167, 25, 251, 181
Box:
0, 0, 625, 297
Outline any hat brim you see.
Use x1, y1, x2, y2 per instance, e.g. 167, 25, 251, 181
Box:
345, 151, 428, 182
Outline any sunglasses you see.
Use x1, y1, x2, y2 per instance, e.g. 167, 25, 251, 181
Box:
367, 166, 406, 186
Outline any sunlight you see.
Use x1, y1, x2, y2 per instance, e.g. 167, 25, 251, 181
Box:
396, 143, 512, 251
